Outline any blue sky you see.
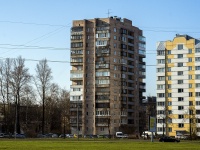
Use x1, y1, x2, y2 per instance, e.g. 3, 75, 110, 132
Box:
0, 0, 200, 96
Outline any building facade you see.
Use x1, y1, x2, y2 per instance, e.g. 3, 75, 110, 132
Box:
156, 34, 200, 137
70, 17, 146, 136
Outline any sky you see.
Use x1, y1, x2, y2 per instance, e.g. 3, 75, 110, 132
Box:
0, 0, 200, 96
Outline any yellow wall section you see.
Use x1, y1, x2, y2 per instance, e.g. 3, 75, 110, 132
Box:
165, 36, 196, 137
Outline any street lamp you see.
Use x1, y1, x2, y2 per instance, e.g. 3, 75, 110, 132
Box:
77, 98, 79, 141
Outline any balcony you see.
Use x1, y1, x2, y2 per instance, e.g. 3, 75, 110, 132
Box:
139, 36, 146, 43
70, 71, 83, 81
128, 35, 134, 39
138, 64, 146, 70
96, 26, 110, 31
128, 43, 134, 47
139, 83, 146, 92
70, 57, 83, 66
96, 63, 110, 69
71, 26, 83, 35
139, 49, 146, 57
128, 49, 134, 54
71, 50, 83, 56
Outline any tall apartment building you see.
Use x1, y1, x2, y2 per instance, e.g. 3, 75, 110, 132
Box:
70, 17, 146, 136
156, 34, 200, 137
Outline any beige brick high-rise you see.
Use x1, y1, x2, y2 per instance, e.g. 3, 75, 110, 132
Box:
70, 17, 146, 136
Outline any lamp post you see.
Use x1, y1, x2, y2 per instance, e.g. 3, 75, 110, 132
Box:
162, 117, 165, 136
77, 99, 79, 141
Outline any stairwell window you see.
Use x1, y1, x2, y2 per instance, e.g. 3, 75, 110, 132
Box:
178, 106, 184, 110
178, 89, 183, 93
178, 54, 183, 58
177, 63, 183, 67
178, 123, 184, 128
178, 44, 183, 50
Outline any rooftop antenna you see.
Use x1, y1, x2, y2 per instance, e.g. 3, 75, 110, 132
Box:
106, 9, 112, 18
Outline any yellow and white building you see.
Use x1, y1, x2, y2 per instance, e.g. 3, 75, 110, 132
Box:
156, 34, 200, 137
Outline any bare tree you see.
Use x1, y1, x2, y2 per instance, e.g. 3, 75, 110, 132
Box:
34, 59, 52, 134
59, 89, 70, 136
0, 59, 13, 133
10, 56, 31, 134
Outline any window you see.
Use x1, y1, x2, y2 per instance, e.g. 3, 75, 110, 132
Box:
157, 50, 165, 55
157, 68, 165, 72
178, 89, 183, 93
178, 115, 184, 119
178, 106, 184, 110
188, 66, 192, 71
195, 57, 200, 62
168, 118, 172, 123
157, 59, 165, 64
71, 42, 83, 48
196, 83, 200, 88
189, 84, 192, 88
196, 110, 200, 114
168, 93, 172, 97
168, 128, 172, 132
189, 75, 192, 79
197, 101, 200, 105
196, 66, 200, 70
196, 92, 200, 97
189, 49, 192, 54
168, 84, 171, 89
189, 92, 193, 97
168, 59, 171, 63
96, 40, 108, 46
195, 48, 200, 53
168, 101, 172, 106
158, 93, 165, 98
157, 84, 165, 90
158, 119, 164, 123
87, 28, 90, 32
178, 97, 184, 101
157, 110, 164, 114
168, 67, 171, 72
196, 74, 200, 79
158, 76, 165, 81
178, 54, 183, 58
114, 27, 117, 32
189, 101, 193, 106
178, 80, 183, 84
157, 102, 165, 106
190, 110, 193, 115
157, 128, 163, 132
178, 71, 183, 75
178, 44, 183, 50
114, 35, 117, 40
96, 79, 110, 84
177, 63, 183, 67
197, 119, 200, 123
188, 58, 192, 62
168, 50, 171, 54
168, 76, 171, 80
96, 71, 110, 77
168, 110, 172, 114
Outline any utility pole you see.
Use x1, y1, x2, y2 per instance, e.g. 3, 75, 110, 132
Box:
162, 117, 165, 136
164, 48, 168, 136
77, 99, 79, 141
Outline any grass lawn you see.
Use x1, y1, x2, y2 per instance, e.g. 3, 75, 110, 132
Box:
0, 139, 200, 150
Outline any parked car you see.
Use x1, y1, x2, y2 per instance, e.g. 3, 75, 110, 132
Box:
175, 134, 188, 140
0, 133, 5, 138
159, 136, 180, 142
12, 134, 26, 138
37, 134, 47, 138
